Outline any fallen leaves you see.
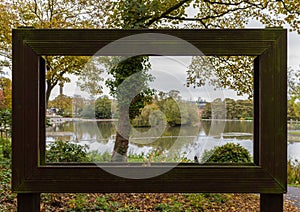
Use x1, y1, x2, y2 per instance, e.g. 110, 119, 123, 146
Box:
1, 165, 299, 211
38, 193, 299, 212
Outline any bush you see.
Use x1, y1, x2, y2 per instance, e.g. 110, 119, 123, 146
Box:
201, 143, 252, 163
288, 159, 300, 185
0, 138, 11, 159
46, 140, 88, 162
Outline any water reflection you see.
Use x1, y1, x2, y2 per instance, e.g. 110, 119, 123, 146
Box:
46, 120, 300, 161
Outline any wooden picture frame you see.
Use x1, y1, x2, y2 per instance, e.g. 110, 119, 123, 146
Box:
12, 28, 287, 211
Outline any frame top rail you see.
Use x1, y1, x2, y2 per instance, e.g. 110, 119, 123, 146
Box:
13, 28, 285, 56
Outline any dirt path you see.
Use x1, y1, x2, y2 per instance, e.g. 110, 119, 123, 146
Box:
286, 186, 300, 210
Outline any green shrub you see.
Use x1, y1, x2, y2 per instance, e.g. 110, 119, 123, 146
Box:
201, 143, 252, 163
46, 140, 88, 162
0, 138, 11, 160
288, 159, 300, 185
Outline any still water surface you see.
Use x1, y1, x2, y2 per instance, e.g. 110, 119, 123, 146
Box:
46, 120, 300, 161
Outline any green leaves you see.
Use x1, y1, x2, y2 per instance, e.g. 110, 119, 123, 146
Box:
48, 94, 73, 117
201, 143, 252, 163
77, 58, 104, 98
187, 56, 255, 98
105, 56, 154, 120
201, 98, 253, 120
0, 0, 299, 103
288, 66, 300, 120
95, 96, 112, 119
46, 140, 88, 162
0, 77, 11, 109
132, 91, 200, 127
45, 56, 90, 103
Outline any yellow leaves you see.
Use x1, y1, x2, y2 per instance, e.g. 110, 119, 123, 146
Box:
48, 94, 73, 115
0, 77, 12, 109
187, 56, 255, 98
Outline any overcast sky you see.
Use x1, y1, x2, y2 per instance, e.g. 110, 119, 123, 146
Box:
247, 20, 300, 68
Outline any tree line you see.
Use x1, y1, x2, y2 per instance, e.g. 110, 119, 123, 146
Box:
202, 98, 253, 120
132, 90, 200, 127
47, 90, 200, 126
48, 95, 115, 119
47, 90, 255, 124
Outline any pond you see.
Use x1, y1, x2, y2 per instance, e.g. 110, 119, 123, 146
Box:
46, 119, 300, 162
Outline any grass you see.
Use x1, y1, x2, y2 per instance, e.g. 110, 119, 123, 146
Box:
288, 131, 300, 135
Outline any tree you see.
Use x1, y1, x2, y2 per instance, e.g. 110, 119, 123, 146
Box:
106, 0, 198, 161
80, 104, 95, 119
235, 99, 253, 119
133, 92, 200, 127
210, 98, 225, 119
104, 0, 300, 161
1, 0, 299, 99
287, 99, 297, 120
201, 98, 253, 120
202, 102, 212, 119
72, 95, 86, 117
0, 108, 12, 137
293, 101, 300, 118
188, 56, 255, 98
0, 0, 110, 104
48, 94, 72, 117
224, 98, 236, 119
288, 66, 300, 99
132, 103, 162, 127
0, 77, 11, 109
161, 98, 182, 126
105, 56, 154, 161
288, 90, 300, 121
287, 67, 300, 120
2, 0, 300, 161
0, 2, 17, 73
95, 96, 112, 119
76, 58, 105, 99
107, 0, 300, 98
45, 56, 91, 105
168, 89, 181, 100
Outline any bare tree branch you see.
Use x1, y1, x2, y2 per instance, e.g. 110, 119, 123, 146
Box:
203, 0, 244, 6
145, 0, 192, 27
164, 4, 253, 25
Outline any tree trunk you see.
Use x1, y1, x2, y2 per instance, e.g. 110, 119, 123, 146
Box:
111, 105, 131, 162
45, 81, 55, 107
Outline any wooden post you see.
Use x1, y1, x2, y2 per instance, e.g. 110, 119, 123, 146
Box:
17, 193, 40, 212
260, 194, 283, 212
